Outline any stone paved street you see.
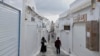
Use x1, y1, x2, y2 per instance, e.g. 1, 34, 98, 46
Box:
37, 43, 69, 56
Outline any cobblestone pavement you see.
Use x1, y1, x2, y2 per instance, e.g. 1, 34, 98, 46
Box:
37, 43, 69, 56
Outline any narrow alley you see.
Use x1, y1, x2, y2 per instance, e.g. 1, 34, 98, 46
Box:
0, 0, 100, 56
37, 42, 68, 56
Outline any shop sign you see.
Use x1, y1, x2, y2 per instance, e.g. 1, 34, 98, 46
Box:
73, 14, 87, 23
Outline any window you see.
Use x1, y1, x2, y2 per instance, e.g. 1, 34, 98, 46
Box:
25, 18, 27, 20
31, 17, 35, 21
42, 23, 46, 28
64, 25, 70, 30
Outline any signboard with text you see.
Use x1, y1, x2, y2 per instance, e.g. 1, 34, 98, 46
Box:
73, 14, 87, 23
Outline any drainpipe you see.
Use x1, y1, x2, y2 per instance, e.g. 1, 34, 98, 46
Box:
98, 2, 100, 53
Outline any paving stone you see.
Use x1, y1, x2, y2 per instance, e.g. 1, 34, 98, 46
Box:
37, 43, 69, 56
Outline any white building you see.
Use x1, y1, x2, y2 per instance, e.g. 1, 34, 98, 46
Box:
42, 18, 51, 41
21, 0, 50, 56
55, 10, 72, 54
70, 0, 100, 56
55, 0, 100, 56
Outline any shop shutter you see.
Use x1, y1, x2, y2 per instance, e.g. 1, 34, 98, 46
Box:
0, 2, 20, 56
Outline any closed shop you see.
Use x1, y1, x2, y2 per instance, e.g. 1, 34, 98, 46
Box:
0, 2, 20, 56
72, 23, 86, 56
72, 22, 99, 56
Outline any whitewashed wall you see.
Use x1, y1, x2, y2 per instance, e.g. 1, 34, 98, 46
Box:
41, 28, 48, 41
56, 1, 100, 56
21, 0, 42, 56
55, 18, 71, 53
60, 31, 69, 52
70, 2, 99, 56
21, 16, 42, 56
24, 22, 41, 56
41, 19, 50, 41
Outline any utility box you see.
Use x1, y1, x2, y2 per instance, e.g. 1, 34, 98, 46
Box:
86, 21, 99, 51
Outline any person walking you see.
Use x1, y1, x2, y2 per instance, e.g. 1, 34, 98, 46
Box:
48, 34, 50, 42
55, 37, 61, 54
40, 37, 47, 53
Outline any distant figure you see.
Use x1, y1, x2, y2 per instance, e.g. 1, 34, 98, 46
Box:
52, 35, 54, 38
48, 34, 50, 42
55, 37, 61, 54
40, 37, 47, 53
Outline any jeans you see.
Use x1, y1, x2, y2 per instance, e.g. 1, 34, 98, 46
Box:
56, 47, 60, 54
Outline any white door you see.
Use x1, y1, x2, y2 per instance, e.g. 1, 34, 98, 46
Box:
0, 3, 20, 56
72, 23, 86, 56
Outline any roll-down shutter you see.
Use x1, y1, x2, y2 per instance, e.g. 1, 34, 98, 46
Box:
0, 2, 20, 56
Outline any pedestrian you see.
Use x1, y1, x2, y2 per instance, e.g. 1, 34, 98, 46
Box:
48, 34, 50, 42
40, 37, 47, 53
55, 37, 61, 54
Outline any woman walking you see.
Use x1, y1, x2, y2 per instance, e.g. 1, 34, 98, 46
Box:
40, 37, 47, 53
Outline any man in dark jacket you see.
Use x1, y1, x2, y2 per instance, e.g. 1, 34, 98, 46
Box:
55, 37, 61, 54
